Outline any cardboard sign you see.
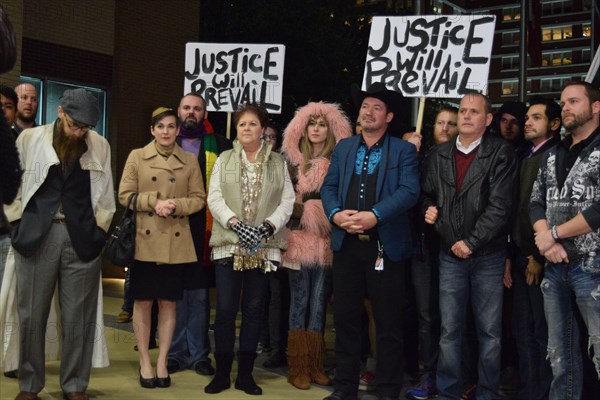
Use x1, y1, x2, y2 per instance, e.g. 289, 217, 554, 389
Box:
363, 15, 496, 97
184, 43, 285, 113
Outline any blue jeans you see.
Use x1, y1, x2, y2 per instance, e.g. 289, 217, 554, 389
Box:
288, 266, 331, 333
437, 250, 505, 400
168, 287, 211, 368
541, 258, 600, 400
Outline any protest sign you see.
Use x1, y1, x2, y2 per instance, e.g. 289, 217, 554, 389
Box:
362, 15, 496, 97
184, 43, 285, 113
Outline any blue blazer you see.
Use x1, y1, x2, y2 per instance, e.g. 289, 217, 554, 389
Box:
321, 133, 420, 262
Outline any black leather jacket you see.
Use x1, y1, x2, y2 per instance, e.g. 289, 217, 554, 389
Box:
421, 134, 517, 257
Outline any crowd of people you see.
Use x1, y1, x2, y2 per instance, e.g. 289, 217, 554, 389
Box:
2, 6, 600, 399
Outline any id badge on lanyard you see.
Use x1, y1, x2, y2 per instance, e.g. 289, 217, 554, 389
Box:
375, 240, 384, 271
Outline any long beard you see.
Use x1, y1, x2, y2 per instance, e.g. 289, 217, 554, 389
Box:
54, 121, 86, 166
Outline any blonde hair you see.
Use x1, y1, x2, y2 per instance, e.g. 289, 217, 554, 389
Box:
299, 115, 336, 173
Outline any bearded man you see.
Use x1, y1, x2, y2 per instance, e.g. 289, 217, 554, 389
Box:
167, 92, 231, 376
13, 83, 38, 136
6, 88, 115, 400
530, 81, 600, 400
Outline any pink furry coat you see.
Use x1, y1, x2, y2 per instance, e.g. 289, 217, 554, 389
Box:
281, 102, 352, 269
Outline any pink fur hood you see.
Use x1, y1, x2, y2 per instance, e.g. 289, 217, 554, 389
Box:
280, 102, 352, 269
281, 101, 352, 167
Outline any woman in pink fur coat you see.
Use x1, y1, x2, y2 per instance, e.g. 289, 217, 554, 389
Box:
281, 102, 352, 390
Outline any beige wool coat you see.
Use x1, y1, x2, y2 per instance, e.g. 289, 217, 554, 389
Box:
118, 141, 206, 264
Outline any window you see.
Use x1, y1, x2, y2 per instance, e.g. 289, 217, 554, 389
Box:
539, 76, 585, 92
583, 24, 591, 37
542, 50, 573, 66
502, 81, 518, 95
502, 7, 520, 21
502, 31, 520, 46
542, 1, 573, 15
20, 76, 108, 137
501, 55, 519, 70
542, 26, 573, 42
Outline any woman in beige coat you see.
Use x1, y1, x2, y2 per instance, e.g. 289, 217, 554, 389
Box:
118, 107, 205, 389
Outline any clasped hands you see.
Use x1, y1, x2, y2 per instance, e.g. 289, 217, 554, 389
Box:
155, 199, 176, 217
534, 229, 569, 264
232, 219, 274, 251
332, 210, 377, 234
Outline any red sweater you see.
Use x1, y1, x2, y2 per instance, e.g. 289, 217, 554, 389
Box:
454, 146, 479, 194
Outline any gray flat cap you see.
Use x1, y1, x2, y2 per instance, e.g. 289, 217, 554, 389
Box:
60, 88, 100, 127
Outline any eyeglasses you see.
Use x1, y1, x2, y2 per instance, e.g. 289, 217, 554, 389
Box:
64, 114, 91, 134
263, 135, 277, 141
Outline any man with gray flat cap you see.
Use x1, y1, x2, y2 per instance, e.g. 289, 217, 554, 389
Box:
321, 82, 420, 400
6, 88, 115, 400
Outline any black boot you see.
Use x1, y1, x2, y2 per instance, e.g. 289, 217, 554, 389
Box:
205, 352, 234, 394
235, 351, 262, 395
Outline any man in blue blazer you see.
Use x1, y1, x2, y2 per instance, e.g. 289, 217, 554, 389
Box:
321, 83, 420, 400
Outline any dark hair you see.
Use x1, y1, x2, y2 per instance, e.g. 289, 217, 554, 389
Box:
0, 84, 17, 106
461, 89, 492, 114
181, 92, 206, 108
233, 103, 269, 127
0, 5, 17, 74
529, 96, 561, 122
562, 81, 600, 104
151, 109, 179, 128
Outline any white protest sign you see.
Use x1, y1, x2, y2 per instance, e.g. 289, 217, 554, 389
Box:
184, 43, 285, 113
363, 15, 496, 97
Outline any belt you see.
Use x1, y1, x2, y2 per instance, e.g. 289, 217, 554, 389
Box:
357, 234, 378, 242
52, 218, 67, 224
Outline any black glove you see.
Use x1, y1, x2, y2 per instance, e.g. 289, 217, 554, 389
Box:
232, 221, 262, 250
258, 221, 275, 240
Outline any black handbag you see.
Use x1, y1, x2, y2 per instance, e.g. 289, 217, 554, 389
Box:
105, 192, 138, 266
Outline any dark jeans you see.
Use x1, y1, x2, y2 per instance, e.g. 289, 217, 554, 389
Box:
410, 250, 440, 378
332, 235, 406, 397
213, 258, 269, 353
267, 267, 290, 353
512, 256, 551, 400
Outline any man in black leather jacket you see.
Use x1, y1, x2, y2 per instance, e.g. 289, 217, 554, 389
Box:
421, 90, 517, 400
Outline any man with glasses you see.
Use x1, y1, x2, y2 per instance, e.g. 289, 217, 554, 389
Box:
6, 88, 115, 400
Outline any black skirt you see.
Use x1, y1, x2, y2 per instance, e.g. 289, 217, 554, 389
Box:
130, 260, 185, 301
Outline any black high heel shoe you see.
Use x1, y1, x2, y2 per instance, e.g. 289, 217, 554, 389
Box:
156, 375, 171, 388
139, 368, 156, 389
